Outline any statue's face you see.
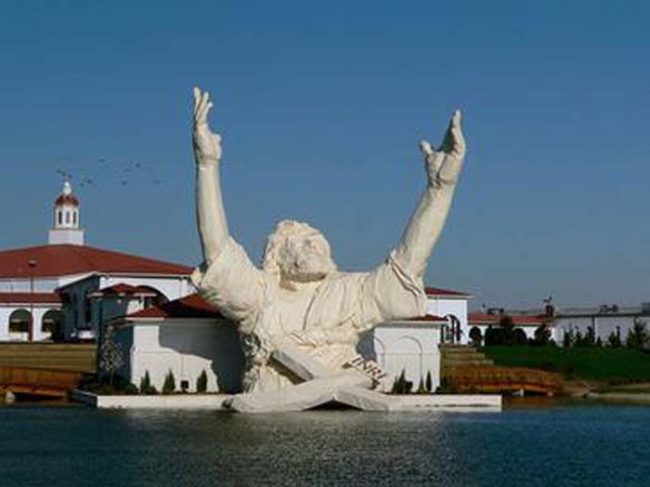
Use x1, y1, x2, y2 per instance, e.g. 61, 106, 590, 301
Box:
278, 230, 335, 282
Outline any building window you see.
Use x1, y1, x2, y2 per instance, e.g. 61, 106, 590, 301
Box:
57, 211, 62, 225
65, 211, 71, 224
9, 309, 31, 334
73, 211, 77, 225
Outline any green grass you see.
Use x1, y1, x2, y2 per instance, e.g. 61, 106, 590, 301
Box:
482, 346, 650, 382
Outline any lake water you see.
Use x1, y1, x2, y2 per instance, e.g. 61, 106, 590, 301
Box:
1, 403, 649, 486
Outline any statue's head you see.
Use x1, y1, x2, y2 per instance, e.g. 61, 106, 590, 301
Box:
263, 220, 337, 283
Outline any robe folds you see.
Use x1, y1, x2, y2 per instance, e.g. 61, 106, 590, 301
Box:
192, 237, 427, 392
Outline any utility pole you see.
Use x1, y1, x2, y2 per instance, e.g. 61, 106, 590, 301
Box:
28, 259, 37, 342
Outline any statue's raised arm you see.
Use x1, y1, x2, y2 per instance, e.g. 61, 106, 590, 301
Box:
393, 110, 466, 278
191, 87, 263, 327
193, 87, 229, 265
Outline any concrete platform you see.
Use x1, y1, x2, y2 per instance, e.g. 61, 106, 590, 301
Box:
72, 389, 502, 411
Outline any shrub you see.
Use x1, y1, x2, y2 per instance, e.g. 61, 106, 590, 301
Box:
533, 325, 551, 346
425, 371, 433, 393
563, 330, 574, 348
196, 370, 208, 393
139, 371, 151, 394
416, 378, 426, 394
513, 328, 527, 346
626, 321, 649, 350
607, 331, 622, 348
469, 326, 483, 346
391, 370, 413, 394
162, 370, 176, 394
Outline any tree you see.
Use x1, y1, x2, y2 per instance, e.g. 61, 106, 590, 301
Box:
196, 370, 208, 393
626, 320, 649, 350
425, 371, 433, 393
391, 369, 413, 394
562, 329, 574, 348
513, 328, 527, 345
469, 326, 483, 347
533, 324, 551, 346
139, 370, 158, 394
606, 330, 622, 348
99, 326, 123, 387
499, 316, 515, 345
162, 370, 176, 394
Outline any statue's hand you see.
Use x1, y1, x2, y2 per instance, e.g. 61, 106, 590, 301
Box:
192, 86, 222, 165
419, 110, 466, 189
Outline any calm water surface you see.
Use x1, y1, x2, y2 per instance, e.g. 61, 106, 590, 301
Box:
0, 403, 648, 486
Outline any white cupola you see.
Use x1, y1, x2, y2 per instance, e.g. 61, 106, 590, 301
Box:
48, 180, 85, 245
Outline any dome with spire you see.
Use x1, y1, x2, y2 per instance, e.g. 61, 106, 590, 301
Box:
54, 181, 80, 207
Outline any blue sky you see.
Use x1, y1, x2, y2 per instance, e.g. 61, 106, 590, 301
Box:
0, 0, 648, 309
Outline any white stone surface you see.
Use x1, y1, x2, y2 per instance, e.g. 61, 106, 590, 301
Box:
72, 389, 501, 412
190, 86, 466, 411
114, 319, 244, 393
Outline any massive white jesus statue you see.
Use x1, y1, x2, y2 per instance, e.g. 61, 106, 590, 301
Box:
190, 87, 466, 406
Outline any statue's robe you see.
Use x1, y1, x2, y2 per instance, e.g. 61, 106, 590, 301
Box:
192, 237, 426, 393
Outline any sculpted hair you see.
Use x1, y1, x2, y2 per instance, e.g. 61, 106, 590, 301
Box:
262, 220, 336, 276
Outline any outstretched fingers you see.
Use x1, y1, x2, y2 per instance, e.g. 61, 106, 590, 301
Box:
192, 87, 213, 125
419, 140, 435, 158
451, 110, 466, 156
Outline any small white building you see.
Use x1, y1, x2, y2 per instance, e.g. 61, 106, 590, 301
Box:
425, 287, 472, 344
551, 304, 650, 344
114, 291, 465, 394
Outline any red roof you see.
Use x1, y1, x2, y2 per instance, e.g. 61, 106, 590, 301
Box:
468, 312, 548, 326
89, 283, 159, 297
0, 292, 62, 305
127, 293, 223, 320
54, 194, 80, 207
425, 287, 471, 297
0, 244, 192, 279
405, 314, 448, 323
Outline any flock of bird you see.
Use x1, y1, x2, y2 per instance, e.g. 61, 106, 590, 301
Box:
55, 157, 163, 188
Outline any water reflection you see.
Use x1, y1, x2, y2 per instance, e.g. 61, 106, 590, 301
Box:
0, 406, 649, 486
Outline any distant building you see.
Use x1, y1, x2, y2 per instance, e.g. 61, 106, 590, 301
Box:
552, 304, 650, 344
468, 311, 549, 345
469, 300, 650, 346
0, 181, 193, 342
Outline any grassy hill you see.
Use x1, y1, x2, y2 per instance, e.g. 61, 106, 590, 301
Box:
483, 346, 650, 382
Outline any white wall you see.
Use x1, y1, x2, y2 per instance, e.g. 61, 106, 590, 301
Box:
552, 315, 642, 343
426, 297, 468, 343
359, 322, 442, 392
0, 304, 62, 341
116, 319, 245, 393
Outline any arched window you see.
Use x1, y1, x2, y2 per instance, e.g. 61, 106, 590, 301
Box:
9, 309, 31, 334
73, 211, 78, 225
139, 287, 169, 309
57, 211, 63, 225
65, 211, 71, 224
42, 309, 64, 341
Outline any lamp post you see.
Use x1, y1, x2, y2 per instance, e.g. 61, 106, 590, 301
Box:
27, 259, 37, 342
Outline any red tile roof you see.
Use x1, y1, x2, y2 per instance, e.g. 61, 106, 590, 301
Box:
0, 292, 62, 305
405, 314, 448, 323
468, 312, 548, 326
126, 293, 223, 320
0, 244, 192, 279
89, 283, 159, 297
425, 287, 471, 297
54, 194, 80, 207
